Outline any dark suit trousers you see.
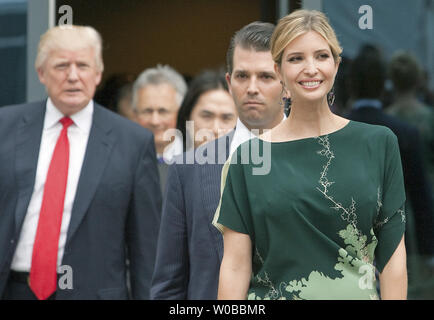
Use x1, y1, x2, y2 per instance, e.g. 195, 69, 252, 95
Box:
2, 272, 55, 300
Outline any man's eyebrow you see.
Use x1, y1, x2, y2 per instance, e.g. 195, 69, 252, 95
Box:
259, 71, 275, 76
235, 70, 274, 74
233, 69, 248, 74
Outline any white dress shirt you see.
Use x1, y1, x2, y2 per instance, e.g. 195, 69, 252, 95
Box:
230, 114, 287, 156
11, 99, 93, 272
160, 135, 184, 163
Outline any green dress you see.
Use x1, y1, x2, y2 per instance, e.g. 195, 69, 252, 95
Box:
213, 120, 406, 300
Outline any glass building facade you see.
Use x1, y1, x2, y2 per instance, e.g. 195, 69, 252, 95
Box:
0, 0, 27, 107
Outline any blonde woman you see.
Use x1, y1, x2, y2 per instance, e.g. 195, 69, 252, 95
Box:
214, 10, 407, 300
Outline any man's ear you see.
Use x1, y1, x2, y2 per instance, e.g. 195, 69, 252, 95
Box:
225, 72, 232, 96
37, 67, 46, 85
95, 71, 102, 87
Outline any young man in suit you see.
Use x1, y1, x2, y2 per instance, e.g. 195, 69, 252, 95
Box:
150, 21, 285, 299
0, 25, 162, 300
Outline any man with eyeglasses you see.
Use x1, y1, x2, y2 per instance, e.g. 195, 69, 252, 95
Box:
132, 65, 187, 164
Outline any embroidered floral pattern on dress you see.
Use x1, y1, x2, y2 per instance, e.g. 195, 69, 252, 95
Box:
248, 135, 382, 300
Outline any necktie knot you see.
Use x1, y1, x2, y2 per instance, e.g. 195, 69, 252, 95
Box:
60, 117, 73, 129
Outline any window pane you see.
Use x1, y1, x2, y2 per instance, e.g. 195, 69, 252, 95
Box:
0, 0, 27, 107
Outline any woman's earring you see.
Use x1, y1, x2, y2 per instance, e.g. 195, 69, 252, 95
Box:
327, 87, 335, 106
279, 81, 291, 115
280, 81, 289, 105
283, 97, 291, 116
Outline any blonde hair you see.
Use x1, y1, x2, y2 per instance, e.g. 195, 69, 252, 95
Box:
271, 10, 342, 66
35, 25, 104, 72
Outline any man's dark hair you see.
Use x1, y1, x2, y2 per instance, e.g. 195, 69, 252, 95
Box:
226, 21, 275, 75
388, 51, 422, 93
348, 44, 386, 99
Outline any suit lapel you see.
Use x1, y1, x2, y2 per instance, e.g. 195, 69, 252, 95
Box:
14, 102, 46, 235
200, 132, 234, 259
65, 105, 115, 245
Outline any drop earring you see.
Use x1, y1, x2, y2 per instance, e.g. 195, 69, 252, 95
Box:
280, 81, 290, 105
327, 87, 335, 106
282, 97, 292, 116
279, 81, 291, 116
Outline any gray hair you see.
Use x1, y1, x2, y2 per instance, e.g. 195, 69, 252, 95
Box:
132, 64, 187, 110
35, 25, 104, 72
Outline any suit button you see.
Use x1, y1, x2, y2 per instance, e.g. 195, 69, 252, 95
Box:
10, 239, 14, 244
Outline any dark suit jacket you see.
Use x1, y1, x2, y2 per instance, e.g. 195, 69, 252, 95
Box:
0, 100, 162, 299
150, 132, 234, 299
346, 106, 434, 254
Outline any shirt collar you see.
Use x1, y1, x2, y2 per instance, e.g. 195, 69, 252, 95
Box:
160, 135, 184, 162
45, 98, 94, 133
230, 118, 255, 155
230, 113, 286, 155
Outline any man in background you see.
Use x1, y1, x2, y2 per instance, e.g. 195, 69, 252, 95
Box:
346, 45, 434, 257
132, 65, 187, 163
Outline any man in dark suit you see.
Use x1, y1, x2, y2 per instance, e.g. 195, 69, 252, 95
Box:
0, 25, 161, 300
346, 45, 434, 256
132, 65, 187, 194
151, 22, 285, 299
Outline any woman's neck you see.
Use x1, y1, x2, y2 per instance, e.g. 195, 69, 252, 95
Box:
286, 99, 343, 137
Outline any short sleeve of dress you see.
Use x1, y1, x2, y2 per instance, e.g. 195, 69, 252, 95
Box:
374, 130, 406, 273
213, 147, 254, 239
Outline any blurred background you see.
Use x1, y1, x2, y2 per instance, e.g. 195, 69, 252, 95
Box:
1, 0, 433, 299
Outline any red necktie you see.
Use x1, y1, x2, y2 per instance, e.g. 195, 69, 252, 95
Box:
30, 117, 73, 300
